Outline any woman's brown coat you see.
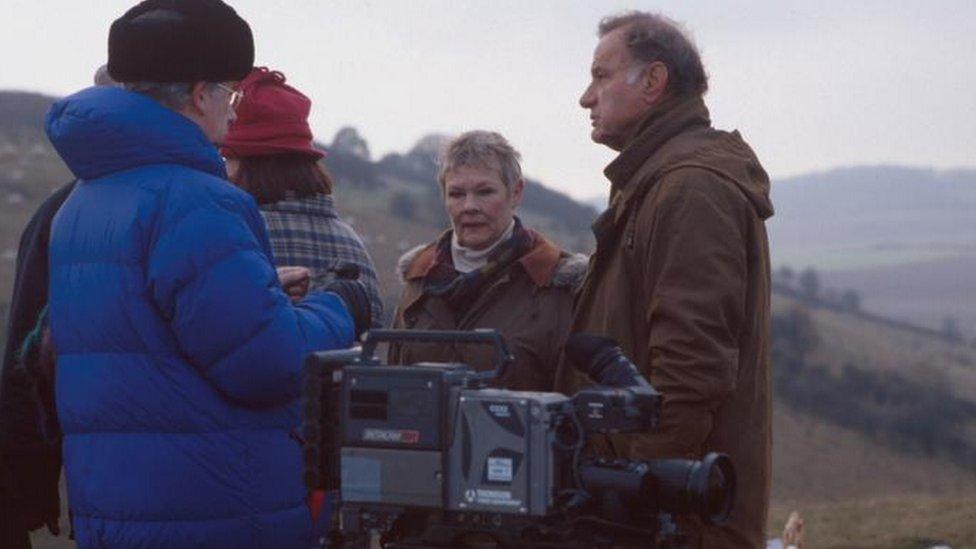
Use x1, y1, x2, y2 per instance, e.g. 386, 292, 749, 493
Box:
389, 232, 586, 391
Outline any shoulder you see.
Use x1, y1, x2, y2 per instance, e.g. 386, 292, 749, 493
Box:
640, 166, 751, 226
179, 170, 254, 210
656, 165, 740, 199
396, 242, 437, 283
518, 231, 587, 290
550, 252, 588, 289
149, 170, 270, 259
160, 170, 261, 226
647, 128, 766, 208
328, 217, 369, 246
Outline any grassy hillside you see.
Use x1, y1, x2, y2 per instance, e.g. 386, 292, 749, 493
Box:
769, 292, 976, 547
768, 495, 976, 548
5, 89, 976, 547
773, 292, 976, 400
821, 255, 976, 339
768, 166, 976, 341
771, 400, 976, 506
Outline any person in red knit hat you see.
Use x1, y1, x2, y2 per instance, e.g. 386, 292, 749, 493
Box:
221, 67, 383, 328
222, 67, 325, 161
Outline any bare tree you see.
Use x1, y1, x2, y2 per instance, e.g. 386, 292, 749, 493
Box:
840, 289, 861, 312
775, 265, 795, 287
798, 267, 820, 302
942, 316, 963, 342
389, 191, 417, 220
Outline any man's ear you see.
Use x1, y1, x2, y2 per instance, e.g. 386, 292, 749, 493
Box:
642, 61, 669, 105
186, 81, 210, 114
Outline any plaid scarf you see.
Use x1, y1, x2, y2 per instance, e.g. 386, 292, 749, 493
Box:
425, 217, 534, 313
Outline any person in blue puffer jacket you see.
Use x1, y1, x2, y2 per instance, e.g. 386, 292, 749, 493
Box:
43, 1, 370, 547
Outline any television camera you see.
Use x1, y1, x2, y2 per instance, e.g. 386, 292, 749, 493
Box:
301, 329, 734, 548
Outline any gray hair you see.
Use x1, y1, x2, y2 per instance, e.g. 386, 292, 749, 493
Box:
598, 11, 708, 97
438, 131, 523, 191
93, 64, 118, 87
122, 82, 192, 110
122, 81, 218, 110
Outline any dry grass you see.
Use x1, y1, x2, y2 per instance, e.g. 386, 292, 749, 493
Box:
770, 402, 976, 505
769, 496, 976, 548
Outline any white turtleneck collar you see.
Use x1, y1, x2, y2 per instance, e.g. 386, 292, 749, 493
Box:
451, 219, 516, 273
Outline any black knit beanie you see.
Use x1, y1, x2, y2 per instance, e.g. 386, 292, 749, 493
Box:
107, 0, 254, 83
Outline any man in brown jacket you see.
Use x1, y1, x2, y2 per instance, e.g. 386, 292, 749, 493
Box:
554, 11, 774, 548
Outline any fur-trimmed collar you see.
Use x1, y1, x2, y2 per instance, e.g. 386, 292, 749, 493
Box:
397, 243, 434, 283
550, 252, 588, 289
396, 232, 589, 289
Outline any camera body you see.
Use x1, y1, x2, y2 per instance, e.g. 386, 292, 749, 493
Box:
339, 363, 570, 516
302, 330, 733, 548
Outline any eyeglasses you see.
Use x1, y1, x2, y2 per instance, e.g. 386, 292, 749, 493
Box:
215, 83, 244, 110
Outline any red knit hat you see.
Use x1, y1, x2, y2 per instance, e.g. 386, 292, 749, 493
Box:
221, 67, 324, 159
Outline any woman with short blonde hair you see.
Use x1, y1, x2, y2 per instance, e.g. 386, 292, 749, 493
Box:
389, 130, 586, 390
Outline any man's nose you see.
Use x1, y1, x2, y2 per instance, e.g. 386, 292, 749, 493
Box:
580, 84, 595, 109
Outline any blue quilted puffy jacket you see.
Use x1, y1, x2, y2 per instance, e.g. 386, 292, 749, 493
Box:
45, 87, 353, 548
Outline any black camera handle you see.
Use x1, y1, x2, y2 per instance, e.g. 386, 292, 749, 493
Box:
359, 329, 515, 384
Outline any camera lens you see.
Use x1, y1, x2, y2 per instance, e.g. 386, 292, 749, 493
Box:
565, 333, 653, 389
642, 452, 735, 525
688, 453, 735, 524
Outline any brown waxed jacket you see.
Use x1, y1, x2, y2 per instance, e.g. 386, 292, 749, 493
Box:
390, 230, 587, 391
554, 96, 774, 548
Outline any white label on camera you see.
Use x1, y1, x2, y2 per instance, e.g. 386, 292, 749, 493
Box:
587, 401, 605, 419
487, 457, 513, 482
473, 488, 521, 507
489, 403, 511, 418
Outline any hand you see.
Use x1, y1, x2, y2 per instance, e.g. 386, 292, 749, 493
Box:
324, 279, 372, 339
45, 517, 61, 536
277, 266, 310, 303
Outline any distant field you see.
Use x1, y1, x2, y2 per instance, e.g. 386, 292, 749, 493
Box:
768, 166, 976, 272
768, 166, 976, 342
821, 255, 976, 338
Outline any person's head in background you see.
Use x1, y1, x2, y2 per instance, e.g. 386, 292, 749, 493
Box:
107, 0, 253, 145
93, 64, 119, 87
221, 67, 333, 204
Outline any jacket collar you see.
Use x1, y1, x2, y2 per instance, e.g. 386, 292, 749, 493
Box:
46, 86, 226, 181
260, 193, 337, 218
604, 94, 711, 197
405, 228, 563, 288
590, 95, 711, 243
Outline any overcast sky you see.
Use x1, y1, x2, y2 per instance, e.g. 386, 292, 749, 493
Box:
2, 0, 974, 200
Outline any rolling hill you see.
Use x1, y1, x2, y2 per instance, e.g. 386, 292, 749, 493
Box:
3, 90, 976, 547
769, 166, 976, 339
